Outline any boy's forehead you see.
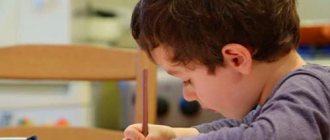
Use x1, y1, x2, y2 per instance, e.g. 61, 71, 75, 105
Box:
151, 46, 185, 72
151, 46, 173, 64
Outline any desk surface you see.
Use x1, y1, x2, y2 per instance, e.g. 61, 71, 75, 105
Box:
0, 127, 123, 140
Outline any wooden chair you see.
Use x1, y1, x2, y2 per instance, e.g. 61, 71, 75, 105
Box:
0, 44, 157, 140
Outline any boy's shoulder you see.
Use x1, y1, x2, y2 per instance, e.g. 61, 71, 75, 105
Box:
268, 63, 330, 103
295, 63, 330, 77
254, 63, 330, 139
279, 63, 330, 87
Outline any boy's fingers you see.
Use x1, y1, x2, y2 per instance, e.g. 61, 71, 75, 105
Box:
124, 126, 146, 140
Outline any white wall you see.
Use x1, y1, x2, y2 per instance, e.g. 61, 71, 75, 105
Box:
17, 0, 71, 44
0, 0, 19, 46
297, 0, 330, 25
0, 0, 71, 46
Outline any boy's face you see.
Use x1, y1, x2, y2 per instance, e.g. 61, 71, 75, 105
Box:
151, 45, 260, 119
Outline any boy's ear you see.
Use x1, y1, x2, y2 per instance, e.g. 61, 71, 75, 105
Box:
221, 43, 253, 75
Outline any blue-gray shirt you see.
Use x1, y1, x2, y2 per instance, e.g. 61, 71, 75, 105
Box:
178, 63, 330, 140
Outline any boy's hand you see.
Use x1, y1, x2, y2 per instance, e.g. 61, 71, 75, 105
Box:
123, 124, 176, 140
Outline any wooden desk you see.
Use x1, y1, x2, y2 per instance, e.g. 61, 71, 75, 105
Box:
0, 127, 123, 140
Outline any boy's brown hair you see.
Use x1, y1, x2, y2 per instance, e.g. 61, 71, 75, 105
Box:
131, 0, 300, 73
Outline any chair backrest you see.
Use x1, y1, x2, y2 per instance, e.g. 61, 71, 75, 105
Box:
0, 44, 157, 140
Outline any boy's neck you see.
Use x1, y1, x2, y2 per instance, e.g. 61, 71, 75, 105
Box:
257, 50, 306, 105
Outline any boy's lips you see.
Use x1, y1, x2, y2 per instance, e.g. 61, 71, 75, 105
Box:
203, 107, 217, 113
208, 109, 217, 113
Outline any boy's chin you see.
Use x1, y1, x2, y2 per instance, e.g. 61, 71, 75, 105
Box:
203, 107, 245, 119
221, 111, 246, 119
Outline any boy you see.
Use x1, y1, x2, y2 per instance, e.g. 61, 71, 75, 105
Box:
124, 0, 330, 139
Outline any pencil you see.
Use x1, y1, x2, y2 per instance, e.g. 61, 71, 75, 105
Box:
142, 69, 149, 137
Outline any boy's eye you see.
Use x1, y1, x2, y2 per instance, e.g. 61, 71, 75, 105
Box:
183, 80, 191, 85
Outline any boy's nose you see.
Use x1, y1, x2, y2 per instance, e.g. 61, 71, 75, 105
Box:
182, 86, 198, 101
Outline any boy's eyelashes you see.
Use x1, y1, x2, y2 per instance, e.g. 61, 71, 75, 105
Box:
183, 79, 192, 86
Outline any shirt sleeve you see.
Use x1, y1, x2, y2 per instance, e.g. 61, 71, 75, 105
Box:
176, 74, 330, 140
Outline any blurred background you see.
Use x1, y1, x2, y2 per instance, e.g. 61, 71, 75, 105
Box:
0, 0, 329, 131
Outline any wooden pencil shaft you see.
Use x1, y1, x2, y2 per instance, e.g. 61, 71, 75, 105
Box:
142, 69, 149, 136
